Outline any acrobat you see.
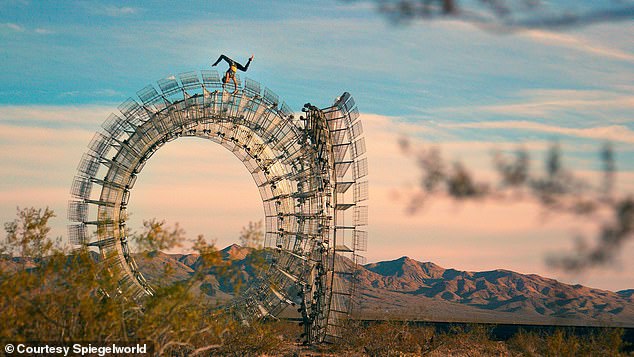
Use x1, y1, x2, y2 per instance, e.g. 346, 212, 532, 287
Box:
211, 54, 254, 94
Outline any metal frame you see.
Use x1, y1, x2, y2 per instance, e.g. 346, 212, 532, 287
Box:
68, 70, 367, 344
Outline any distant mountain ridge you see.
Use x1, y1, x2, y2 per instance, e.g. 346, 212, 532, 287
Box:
618, 289, 634, 299
2, 247, 632, 327
356, 256, 633, 326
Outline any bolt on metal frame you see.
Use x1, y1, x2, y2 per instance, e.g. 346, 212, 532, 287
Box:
68, 70, 368, 344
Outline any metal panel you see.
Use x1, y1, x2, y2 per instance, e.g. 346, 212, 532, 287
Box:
354, 206, 368, 226
68, 201, 88, 222
263, 87, 279, 107
338, 92, 352, 109
331, 129, 347, 145
343, 93, 356, 113
347, 107, 360, 122
118, 98, 148, 124
353, 158, 368, 179
335, 181, 353, 193
201, 70, 222, 88
353, 253, 367, 265
71, 176, 92, 199
157, 75, 180, 96
350, 120, 363, 139
354, 181, 369, 202
244, 78, 261, 96
333, 143, 349, 162
328, 116, 346, 131
279, 102, 293, 118
102, 113, 128, 138
77, 153, 101, 178
352, 138, 366, 158
136, 85, 161, 105
354, 230, 368, 252
335, 161, 352, 178
179, 71, 200, 90
68, 224, 87, 245
88, 132, 112, 157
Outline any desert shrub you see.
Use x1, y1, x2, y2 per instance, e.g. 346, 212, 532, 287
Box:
0, 207, 294, 356
545, 329, 581, 356
411, 325, 437, 354
336, 320, 434, 356
331, 319, 365, 353
215, 320, 288, 356
444, 324, 496, 345
431, 324, 508, 356
507, 329, 544, 356
579, 328, 627, 357
508, 327, 629, 357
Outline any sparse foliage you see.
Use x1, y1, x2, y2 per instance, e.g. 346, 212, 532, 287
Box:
131, 218, 185, 252
336, 320, 437, 355
399, 138, 634, 272
0, 208, 285, 355
3, 206, 57, 259
353, 0, 634, 30
239, 220, 264, 249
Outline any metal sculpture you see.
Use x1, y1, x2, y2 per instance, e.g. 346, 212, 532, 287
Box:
68, 70, 368, 344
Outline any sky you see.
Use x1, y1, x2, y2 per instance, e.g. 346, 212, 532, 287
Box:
1, 0, 633, 291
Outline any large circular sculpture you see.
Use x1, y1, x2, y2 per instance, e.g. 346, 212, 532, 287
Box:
68, 70, 368, 343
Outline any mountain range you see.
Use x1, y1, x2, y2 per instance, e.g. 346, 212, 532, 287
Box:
3, 245, 632, 327
129, 245, 633, 327
357, 256, 633, 326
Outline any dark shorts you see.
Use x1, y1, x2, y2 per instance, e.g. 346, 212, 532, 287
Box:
222, 70, 235, 84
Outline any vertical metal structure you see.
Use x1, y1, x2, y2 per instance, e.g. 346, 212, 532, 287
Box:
67, 70, 367, 344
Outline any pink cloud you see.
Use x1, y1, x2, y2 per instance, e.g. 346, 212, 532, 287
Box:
0, 105, 114, 126
523, 30, 634, 63
444, 121, 634, 144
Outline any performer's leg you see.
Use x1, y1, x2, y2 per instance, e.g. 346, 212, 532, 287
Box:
235, 57, 252, 72
212, 54, 231, 67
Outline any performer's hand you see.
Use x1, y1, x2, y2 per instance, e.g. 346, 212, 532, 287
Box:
250, 54, 254, 61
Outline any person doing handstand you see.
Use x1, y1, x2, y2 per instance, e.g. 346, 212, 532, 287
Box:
211, 54, 254, 94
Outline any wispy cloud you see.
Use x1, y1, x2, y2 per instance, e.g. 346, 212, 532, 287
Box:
2, 22, 54, 35
443, 121, 634, 144
334, 1, 377, 12
75, 2, 140, 18
2, 22, 24, 32
523, 29, 634, 63
98, 5, 139, 17
34, 28, 54, 34
480, 93, 633, 117
0, 104, 115, 129
59, 88, 122, 98
429, 89, 634, 126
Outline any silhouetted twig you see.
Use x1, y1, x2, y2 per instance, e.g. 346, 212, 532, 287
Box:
399, 138, 633, 272
348, 0, 634, 30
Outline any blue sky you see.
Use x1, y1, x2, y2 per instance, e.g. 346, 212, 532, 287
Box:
1, 0, 633, 290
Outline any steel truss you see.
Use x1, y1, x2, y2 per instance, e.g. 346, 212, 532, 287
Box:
68, 70, 368, 344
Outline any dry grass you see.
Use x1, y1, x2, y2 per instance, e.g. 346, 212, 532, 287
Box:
313, 321, 631, 357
